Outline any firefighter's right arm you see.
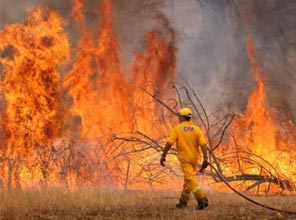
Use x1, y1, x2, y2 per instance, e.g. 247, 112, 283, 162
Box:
160, 142, 172, 167
201, 144, 208, 160
161, 126, 177, 167
201, 144, 209, 170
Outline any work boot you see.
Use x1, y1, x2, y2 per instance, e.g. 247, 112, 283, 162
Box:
196, 197, 208, 210
176, 198, 187, 209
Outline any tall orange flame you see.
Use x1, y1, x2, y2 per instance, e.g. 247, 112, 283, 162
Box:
243, 35, 277, 155
0, 7, 70, 187
64, 0, 131, 138
0, 0, 178, 189
64, 0, 177, 139
61, 0, 177, 189
226, 35, 296, 192
131, 17, 177, 133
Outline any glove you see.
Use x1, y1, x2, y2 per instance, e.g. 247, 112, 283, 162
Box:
160, 154, 166, 167
201, 160, 209, 170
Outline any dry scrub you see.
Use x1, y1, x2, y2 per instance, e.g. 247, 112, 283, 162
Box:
0, 188, 295, 220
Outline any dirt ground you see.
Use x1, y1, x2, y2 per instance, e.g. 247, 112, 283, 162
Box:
0, 188, 295, 220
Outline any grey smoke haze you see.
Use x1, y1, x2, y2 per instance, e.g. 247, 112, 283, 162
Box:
118, 0, 290, 120
1, 0, 296, 120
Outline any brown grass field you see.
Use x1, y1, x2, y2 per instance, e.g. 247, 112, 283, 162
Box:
0, 188, 295, 220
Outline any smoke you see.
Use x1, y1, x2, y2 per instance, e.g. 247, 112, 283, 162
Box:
158, 1, 251, 112
112, 0, 254, 112
1, 0, 296, 118
1, 0, 296, 189
0, 0, 72, 27
233, 0, 296, 121
157, 0, 296, 121
0, 0, 246, 113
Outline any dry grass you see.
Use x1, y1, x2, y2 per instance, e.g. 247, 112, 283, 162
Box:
0, 188, 295, 220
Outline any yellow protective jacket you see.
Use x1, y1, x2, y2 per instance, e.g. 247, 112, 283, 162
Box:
166, 121, 206, 162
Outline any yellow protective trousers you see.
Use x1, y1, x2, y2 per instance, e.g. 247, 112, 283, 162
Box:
180, 160, 206, 201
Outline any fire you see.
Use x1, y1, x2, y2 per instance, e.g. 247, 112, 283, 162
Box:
0, 7, 70, 187
62, 0, 177, 189
1, 0, 294, 193
64, 0, 131, 138
220, 35, 296, 193
64, 1, 176, 139
239, 36, 277, 155
0, 0, 177, 189
131, 15, 177, 133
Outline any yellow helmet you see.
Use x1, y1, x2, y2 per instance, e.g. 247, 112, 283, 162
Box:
178, 107, 193, 118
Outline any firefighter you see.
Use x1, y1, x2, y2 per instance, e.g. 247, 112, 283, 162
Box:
160, 107, 209, 210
